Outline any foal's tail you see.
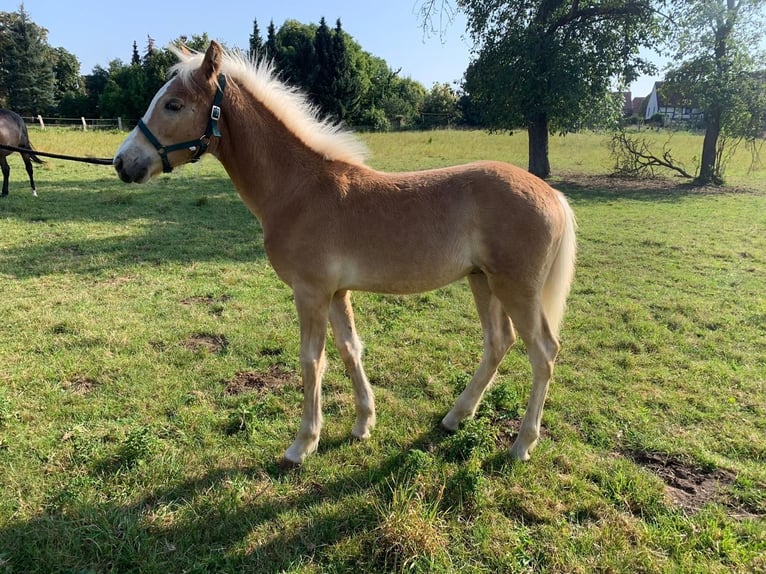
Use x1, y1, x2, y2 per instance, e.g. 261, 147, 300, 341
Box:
542, 191, 577, 339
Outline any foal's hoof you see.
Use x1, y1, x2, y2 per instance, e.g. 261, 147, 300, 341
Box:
278, 456, 303, 470
440, 411, 465, 433
509, 441, 534, 462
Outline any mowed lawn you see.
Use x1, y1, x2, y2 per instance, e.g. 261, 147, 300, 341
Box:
0, 129, 764, 573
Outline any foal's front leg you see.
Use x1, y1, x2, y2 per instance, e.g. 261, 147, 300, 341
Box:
284, 288, 331, 465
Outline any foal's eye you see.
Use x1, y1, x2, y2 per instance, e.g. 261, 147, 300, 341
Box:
165, 99, 184, 112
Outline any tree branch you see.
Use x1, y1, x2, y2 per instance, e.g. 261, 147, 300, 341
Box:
610, 130, 695, 179
548, 1, 651, 33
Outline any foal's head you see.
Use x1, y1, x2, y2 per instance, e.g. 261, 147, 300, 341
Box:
114, 42, 225, 183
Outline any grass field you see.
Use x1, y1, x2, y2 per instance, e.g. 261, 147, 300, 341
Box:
0, 129, 765, 573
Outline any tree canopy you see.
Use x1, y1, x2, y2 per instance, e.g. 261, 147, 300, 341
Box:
452, 0, 667, 177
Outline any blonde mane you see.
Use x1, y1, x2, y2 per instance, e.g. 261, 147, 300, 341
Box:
170, 46, 369, 165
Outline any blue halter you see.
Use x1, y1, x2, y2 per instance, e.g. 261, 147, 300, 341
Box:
137, 73, 227, 173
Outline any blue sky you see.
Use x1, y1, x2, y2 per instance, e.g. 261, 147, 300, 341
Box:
17, 0, 659, 97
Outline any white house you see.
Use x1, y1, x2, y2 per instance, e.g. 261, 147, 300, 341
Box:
644, 82, 703, 124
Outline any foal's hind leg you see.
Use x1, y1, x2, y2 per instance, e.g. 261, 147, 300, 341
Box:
0, 156, 9, 196
442, 273, 515, 431
22, 154, 37, 197
491, 283, 560, 461
329, 290, 376, 439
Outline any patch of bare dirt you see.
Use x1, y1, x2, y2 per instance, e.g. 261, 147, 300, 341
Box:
183, 333, 228, 354
181, 294, 232, 306
630, 451, 756, 518
223, 366, 294, 396
63, 375, 99, 395
495, 418, 550, 448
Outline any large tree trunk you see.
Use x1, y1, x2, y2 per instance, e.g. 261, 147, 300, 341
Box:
697, 106, 722, 184
697, 0, 734, 185
528, 115, 551, 179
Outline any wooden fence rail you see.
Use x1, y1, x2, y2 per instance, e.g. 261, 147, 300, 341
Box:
21, 116, 135, 131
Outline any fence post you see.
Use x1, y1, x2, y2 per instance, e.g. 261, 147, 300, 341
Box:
36, 115, 45, 129
118, 117, 123, 131
81, 117, 88, 131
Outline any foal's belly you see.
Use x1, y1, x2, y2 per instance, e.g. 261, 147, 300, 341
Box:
338, 254, 475, 295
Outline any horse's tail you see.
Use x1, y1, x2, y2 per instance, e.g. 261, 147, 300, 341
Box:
20, 126, 44, 164
542, 191, 577, 339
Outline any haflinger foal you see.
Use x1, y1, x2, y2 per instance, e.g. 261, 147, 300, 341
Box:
113, 42, 577, 465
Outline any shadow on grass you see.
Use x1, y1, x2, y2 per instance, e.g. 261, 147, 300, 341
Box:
0, 425, 455, 573
0, 175, 266, 278
555, 173, 760, 203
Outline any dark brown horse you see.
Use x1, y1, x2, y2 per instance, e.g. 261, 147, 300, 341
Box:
114, 42, 577, 465
0, 109, 43, 197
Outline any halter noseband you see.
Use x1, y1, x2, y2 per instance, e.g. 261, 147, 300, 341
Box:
137, 73, 227, 173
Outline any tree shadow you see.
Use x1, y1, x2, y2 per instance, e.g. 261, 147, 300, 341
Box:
554, 173, 756, 203
0, 175, 267, 279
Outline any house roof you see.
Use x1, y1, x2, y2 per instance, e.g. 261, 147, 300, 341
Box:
632, 97, 645, 116
652, 81, 695, 109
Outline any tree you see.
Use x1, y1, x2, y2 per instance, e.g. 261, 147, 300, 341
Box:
0, 6, 55, 114
249, 18, 264, 59
310, 18, 362, 122
83, 65, 109, 118
265, 20, 279, 62
51, 47, 82, 100
664, 0, 766, 184
131, 41, 141, 66
421, 82, 462, 127
329, 19, 362, 122
50, 46, 83, 117
276, 20, 318, 93
312, 17, 334, 106
424, 1, 666, 178
142, 36, 177, 106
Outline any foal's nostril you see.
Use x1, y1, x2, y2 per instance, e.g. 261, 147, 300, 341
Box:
113, 155, 123, 172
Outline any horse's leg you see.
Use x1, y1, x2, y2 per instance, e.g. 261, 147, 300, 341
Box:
329, 290, 376, 439
490, 280, 560, 461
284, 286, 331, 465
0, 156, 9, 196
21, 154, 37, 197
442, 272, 515, 431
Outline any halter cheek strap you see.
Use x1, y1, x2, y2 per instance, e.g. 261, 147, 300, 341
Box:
138, 73, 227, 173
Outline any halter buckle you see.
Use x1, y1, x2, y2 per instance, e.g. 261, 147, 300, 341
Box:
211, 105, 222, 121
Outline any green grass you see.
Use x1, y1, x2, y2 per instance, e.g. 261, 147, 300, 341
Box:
0, 129, 765, 573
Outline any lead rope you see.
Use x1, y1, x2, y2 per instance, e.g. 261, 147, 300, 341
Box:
0, 142, 113, 165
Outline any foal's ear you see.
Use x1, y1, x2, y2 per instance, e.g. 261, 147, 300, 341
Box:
201, 41, 223, 80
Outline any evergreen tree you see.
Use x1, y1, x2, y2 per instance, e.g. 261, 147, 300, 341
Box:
329, 19, 361, 122
0, 6, 54, 115
311, 18, 335, 113
249, 18, 264, 59
266, 20, 279, 63
131, 41, 141, 66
